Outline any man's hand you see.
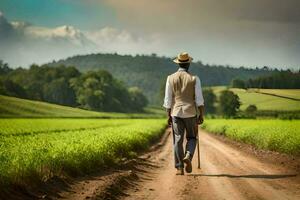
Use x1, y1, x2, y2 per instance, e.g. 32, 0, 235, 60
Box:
168, 116, 172, 126
197, 105, 204, 125
166, 108, 172, 126
197, 115, 204, 125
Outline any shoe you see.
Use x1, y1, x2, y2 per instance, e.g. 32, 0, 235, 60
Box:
183, 153, 192, 173
176, 167, 184, 175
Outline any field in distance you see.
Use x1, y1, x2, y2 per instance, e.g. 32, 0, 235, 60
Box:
211, 87, 300, 111
202, 119, 300, 155
0, 95, 164, 118
257, 89, 300, 100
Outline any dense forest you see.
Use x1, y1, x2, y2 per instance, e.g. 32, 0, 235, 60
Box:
231, 71, 300, 89
0, 61, 147, 112
50, 53, 278, 104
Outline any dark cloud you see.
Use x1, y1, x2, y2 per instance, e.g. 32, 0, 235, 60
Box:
104, 0, 300, 31
103, 0, 300, 69
0, 12, 16, 41
234, 0, 300, 23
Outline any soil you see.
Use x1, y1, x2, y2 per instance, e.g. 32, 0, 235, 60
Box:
3, 128, 300, 200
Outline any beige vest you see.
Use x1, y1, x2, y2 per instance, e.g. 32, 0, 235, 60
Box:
169, 70, 196, 118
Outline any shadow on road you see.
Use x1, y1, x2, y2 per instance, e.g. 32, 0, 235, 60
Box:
187, 173, 298, 179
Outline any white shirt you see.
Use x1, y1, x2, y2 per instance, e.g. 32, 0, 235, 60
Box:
163, 69, 204, 112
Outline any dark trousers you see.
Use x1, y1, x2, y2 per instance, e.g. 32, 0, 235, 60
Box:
172, 116, 197, 168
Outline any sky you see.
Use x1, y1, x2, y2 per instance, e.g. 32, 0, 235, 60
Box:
0, 0, 299, 69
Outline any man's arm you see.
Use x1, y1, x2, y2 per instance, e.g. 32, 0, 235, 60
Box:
197, 105, 204, 124
166, 108, 172, 125
195, 76, 204, 124
163, 76, 173, 125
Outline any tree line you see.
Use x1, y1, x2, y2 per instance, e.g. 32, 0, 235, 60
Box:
231, 70, 300, 89
0, 60, 148, 112
50, 53, 276, 104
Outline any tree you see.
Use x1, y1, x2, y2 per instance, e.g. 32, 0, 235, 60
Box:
202, 88, 216, 114
70, 70, 146, 112
26, 81, 44, 100
243, 71, 300, 89
71, 71, 111, 111
128, 87, 148, 112
43, 78, 77, 106
231, 79, 246, 89
0, 79, 27, 98
0, 60, 12, 75
246, 104, 257, 113
219, 90, 241, 117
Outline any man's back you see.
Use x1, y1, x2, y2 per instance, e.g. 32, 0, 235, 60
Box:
168, 70, 196, 117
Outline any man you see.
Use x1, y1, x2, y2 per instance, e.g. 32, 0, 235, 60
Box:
163, 52, 204, 175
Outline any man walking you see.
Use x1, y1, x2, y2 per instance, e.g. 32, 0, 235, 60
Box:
163, 52, 204, 175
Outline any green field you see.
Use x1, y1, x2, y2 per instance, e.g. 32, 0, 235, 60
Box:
211, 87, 300, 111
202, 119, 300, 154
0, 118, 166, 186
257, 89, 300, 100
0, 95, 164, 118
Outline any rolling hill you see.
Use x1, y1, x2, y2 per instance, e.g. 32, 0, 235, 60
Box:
0, 95, 164, 118
212, 87, 300, 111
49, 53, 275, 104
257, 89, 300, 101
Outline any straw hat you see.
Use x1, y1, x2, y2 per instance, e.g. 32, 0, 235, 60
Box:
173, 52, 193, 64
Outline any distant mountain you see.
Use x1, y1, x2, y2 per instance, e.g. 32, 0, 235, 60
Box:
50, 53, 275, 104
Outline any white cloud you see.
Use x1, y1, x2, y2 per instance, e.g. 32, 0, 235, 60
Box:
0, 12, 96, 66
85, 27, 166, 55
0, 12, 166, 67
24, 25, 93, 46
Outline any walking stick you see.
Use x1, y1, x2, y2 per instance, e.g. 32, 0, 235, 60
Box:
170, 123, 175, 145
196, 123, 201, 169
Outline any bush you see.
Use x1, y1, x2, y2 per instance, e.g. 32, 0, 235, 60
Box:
246, 104, 257, 113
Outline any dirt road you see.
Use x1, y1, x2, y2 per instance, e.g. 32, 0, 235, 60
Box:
58, 128, 300, 200
122, 128, 300, 200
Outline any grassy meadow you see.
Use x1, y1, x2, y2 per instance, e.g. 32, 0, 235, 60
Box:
0, 118, 166, 185
258, 89, 300, 100
211, 87, 300, 111
0, 95, 164, 118
202, 119, 300, 155
0, 95, 167, 187
202, 87, 300, 154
